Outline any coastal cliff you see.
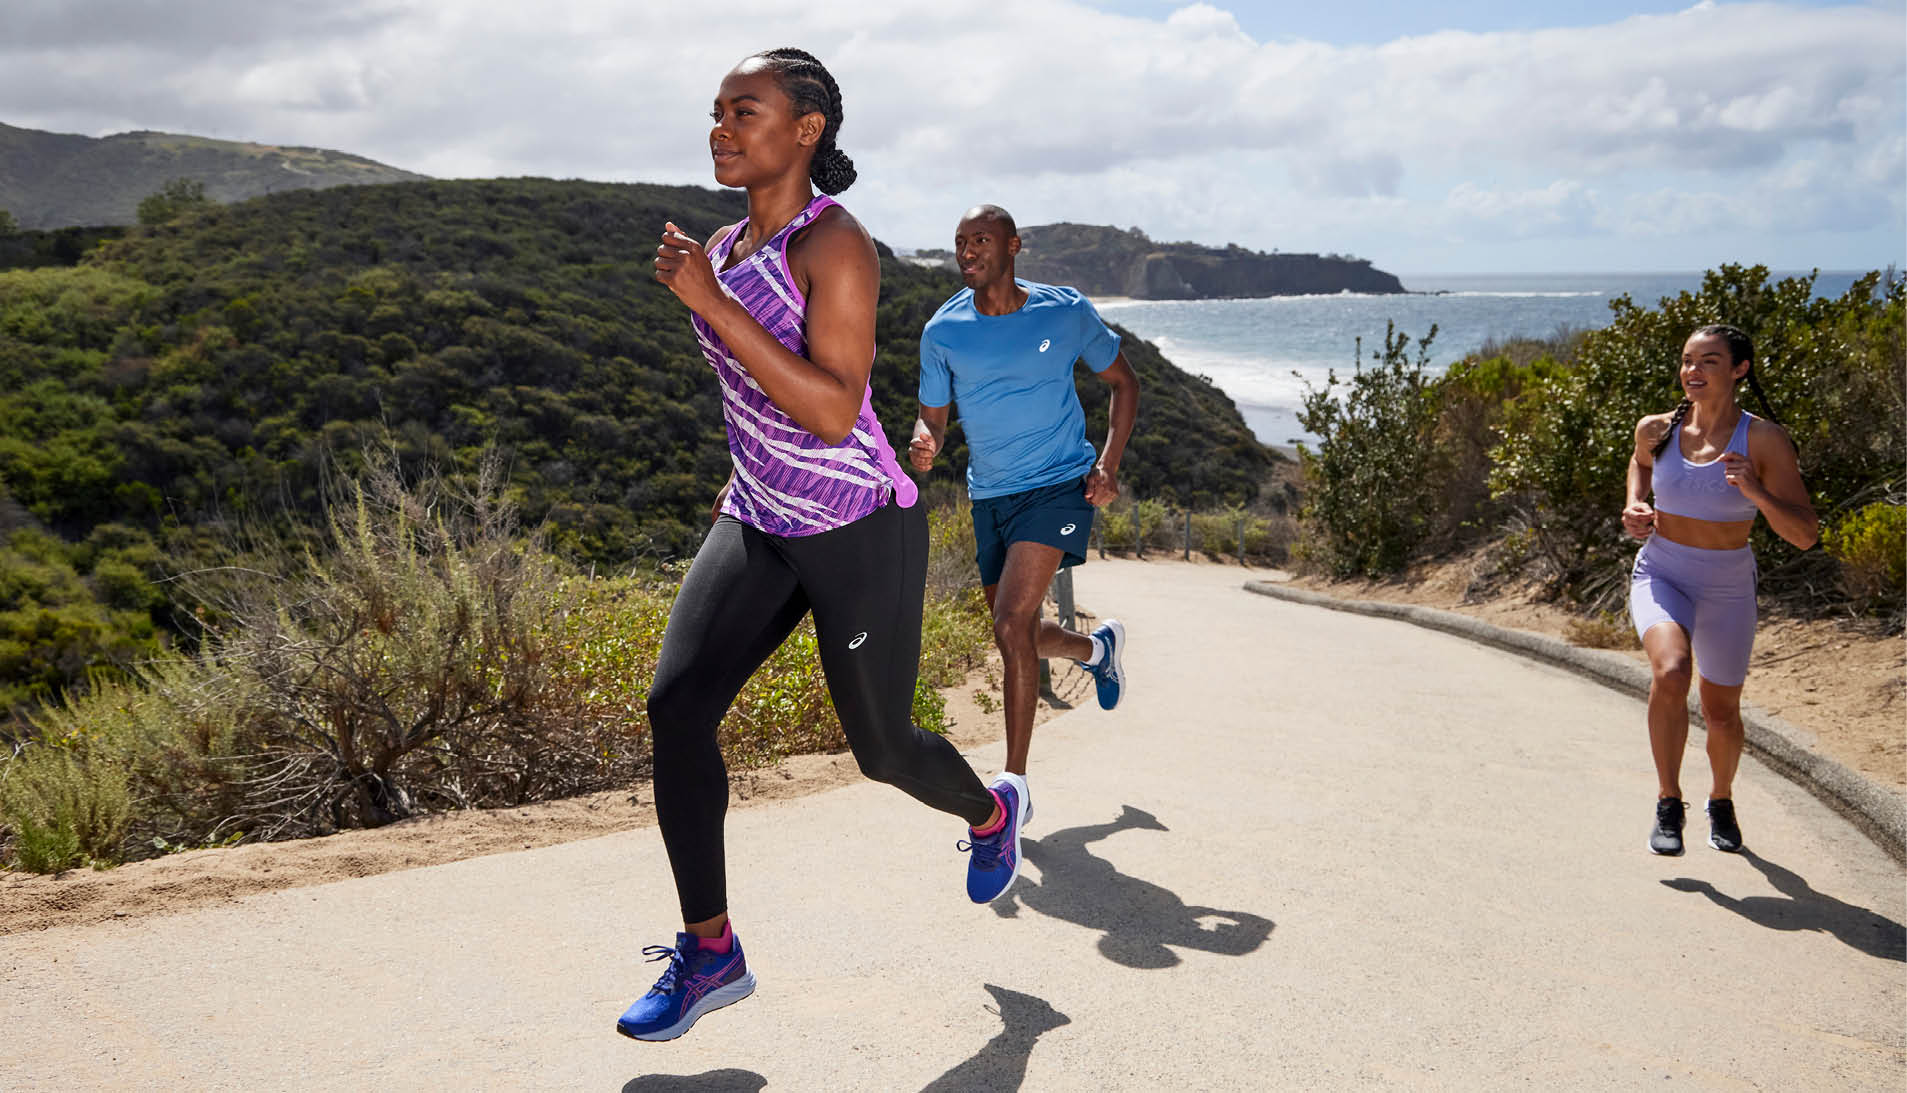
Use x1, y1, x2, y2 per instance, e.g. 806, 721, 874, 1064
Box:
914, 222, 1406, 298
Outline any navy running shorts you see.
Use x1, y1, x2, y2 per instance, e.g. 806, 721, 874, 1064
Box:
971, 475, 1095, 587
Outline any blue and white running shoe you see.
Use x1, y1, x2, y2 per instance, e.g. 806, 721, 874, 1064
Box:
616, 931, 756, 1041
962, 773, 1031, 904
1086, 619, 1126, 710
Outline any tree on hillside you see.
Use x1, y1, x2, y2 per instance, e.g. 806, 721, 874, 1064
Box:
0, 208, 16, 236
136, 178, 211, 225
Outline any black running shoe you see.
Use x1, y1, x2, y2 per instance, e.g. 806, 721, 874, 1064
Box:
1649, 797, 1687, 855
1707, 798, 1743, 853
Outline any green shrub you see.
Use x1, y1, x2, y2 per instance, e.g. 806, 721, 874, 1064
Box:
1190, 510, 1242, 557
925, 499, 980, 602
0, 744, 131, 871
1130, 499, 1169, 554
22, 654, 256, 856
919, 586, 991, 689
912, 678, 948, 736
1245, 513, 1298, 563
1185, 507, 1292, 562
1822, 500, 1905, 613
0, 528, 162, 716
1099, 504, 1135, 551
1428, 352, 1565, 552
1296, 323, 1442, 577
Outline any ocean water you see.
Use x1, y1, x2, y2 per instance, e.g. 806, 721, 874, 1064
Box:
1096, 270, 1876, 449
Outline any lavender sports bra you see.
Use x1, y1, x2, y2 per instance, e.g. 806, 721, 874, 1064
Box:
1651, 411, 1760, 523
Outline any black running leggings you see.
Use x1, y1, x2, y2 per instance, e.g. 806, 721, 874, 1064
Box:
649, 500, 997, 923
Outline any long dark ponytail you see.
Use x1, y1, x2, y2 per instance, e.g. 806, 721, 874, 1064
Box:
1651, 323, 1788, 459
753, 47, 857, 195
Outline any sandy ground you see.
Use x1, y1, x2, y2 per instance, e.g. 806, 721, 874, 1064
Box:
2, 556, 1897, 938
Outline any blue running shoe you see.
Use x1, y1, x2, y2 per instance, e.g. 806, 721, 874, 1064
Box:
1085, 619, 1126, 711
962, 773, 1029, 904
616, 931, 756, 1041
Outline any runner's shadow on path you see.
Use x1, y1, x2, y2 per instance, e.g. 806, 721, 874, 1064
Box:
622, 1069, 766, 1092
1661, 849, 1906, 962
920, 984, 1070, 1092
993, 804, 1275, 968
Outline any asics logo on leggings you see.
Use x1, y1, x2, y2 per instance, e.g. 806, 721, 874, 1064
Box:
690, 194, 917, 536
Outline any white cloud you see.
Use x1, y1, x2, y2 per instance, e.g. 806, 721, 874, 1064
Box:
0, 0, 1898, 270
1445, 181, 1599, 237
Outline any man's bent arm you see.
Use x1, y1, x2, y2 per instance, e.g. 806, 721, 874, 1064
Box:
1097, 352, 1139, 473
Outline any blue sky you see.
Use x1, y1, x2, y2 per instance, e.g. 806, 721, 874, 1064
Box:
1, 0, 1899, 274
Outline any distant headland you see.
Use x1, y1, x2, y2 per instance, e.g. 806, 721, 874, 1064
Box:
909, 222, 1406, 299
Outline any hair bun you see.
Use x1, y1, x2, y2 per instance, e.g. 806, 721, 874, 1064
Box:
811, 147, 857, 195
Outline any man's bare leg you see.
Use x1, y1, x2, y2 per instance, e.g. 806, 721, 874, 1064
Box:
985, 540, 1093, 776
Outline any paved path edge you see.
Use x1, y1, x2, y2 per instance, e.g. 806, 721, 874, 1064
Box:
1243, 579, 1906, 866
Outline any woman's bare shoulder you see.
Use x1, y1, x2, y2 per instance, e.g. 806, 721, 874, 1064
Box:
789, 203, 877, 283
1635, 410, 1676, 442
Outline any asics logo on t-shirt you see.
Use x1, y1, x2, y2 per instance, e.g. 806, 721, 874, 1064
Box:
848, 632, 868, 649
1038, 339, 1051, 352
1060, 523, 1076, 535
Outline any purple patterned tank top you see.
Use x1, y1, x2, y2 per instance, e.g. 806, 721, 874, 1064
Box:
691, 194, 916, 536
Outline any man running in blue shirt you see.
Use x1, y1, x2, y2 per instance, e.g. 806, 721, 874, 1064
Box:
909, 204, 1140, 903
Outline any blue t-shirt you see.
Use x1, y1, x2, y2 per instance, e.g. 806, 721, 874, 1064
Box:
919, 280, 1122, 499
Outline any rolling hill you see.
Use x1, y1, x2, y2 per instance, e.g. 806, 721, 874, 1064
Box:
0, 177, 1274, 715
0, 122, 426, 229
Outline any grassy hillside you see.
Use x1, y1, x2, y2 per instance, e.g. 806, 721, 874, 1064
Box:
0, 122, 427, 229
0, 177, 1271, 720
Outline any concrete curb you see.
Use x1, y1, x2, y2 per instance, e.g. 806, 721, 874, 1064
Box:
1243, 579, 1907, 866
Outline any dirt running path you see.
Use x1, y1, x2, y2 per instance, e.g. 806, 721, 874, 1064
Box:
2, 559, 1901, 1090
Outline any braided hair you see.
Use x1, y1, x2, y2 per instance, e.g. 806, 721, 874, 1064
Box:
1650, 323, 1788, 459
753, 47, 857, 195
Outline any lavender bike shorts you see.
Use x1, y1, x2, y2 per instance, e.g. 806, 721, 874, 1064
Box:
1628, 534, 1758, 687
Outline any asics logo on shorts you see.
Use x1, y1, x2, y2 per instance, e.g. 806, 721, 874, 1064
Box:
1060, 523, 1076, 535
848, 632, 868, 649
1038, 339, 1051, 352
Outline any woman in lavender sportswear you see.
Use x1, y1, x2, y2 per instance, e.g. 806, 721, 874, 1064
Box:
1622, 324, 1817, 858
617, 49, 1008, 1043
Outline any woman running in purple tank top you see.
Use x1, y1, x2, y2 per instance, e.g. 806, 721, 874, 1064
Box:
616, 48, 1010, 1043
1622, 324, 1818, 858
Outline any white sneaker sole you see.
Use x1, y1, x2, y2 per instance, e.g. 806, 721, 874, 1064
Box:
618, 971, 757, 1042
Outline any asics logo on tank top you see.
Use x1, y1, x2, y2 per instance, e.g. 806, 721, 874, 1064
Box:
1060, 523, 1077, 535
849, 632, 868, 649
1038, 339, 1051, 352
